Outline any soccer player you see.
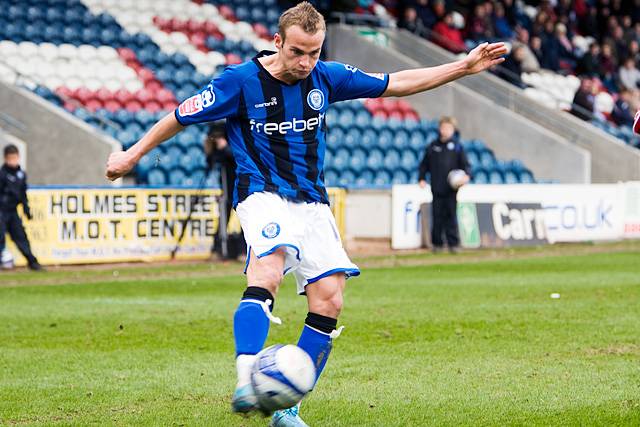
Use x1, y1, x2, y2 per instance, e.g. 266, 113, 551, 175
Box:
105, 2, 506, 425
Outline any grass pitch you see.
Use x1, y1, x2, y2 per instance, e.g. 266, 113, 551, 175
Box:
1, 242, 639, 426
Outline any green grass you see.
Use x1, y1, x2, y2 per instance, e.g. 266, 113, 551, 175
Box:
1, 245, 640, 426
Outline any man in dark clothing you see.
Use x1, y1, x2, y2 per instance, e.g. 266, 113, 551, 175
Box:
418, 117, 471, 253
204, 122, 245, 260
0, 144, 43, 270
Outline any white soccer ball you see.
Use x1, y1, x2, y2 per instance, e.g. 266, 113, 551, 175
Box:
1, 248, 15, 269
447, 169, 469, 190
251, 344, 316, 412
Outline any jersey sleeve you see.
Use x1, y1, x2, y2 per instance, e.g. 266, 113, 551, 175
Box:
175, 66, 243, 126
324, 61, 389, 104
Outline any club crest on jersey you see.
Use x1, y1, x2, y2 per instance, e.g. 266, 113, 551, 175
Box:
201, 84, 216, 108
262, 222, 281, 239
307, 89, 324, 111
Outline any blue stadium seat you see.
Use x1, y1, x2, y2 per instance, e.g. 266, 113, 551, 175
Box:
371, 115, 386, 130
324, 168, 339, 186
147, 167, 167, 186
472, 168, 488, 184
354, 110, 371, 129
383, 150, 401, 171
355, 169, 374, 186
466, 150, 479, 166
326, 127, 344, 148
392, 170, 408, 184
160, 146, 184, 171
377, 129, 393, 151
349, 149, 367, 173
168, 167, 188, 186
393, 129, 410, 150
479, 151, 495, 168
374, 170, 391, 186
357, 128, 376, 151
338, 170, 356, 186
518, 170, 535, 183
366, 149, 384, 170
489, 170, 504, 184
401, 151, 418, 172
333, 148, 350, 170
338, 110, 355, 128
504, 170, 519, 184
344, 128, 361, 147
184, 168, 207, 186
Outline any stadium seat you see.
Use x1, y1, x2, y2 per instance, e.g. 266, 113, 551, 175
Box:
147, 167, 167, 186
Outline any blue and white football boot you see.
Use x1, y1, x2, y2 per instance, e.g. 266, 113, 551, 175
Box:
270, 403, 309, 427
231, 383, 259, 415
231, 354, 259, 415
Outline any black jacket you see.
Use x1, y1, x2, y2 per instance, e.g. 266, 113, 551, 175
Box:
418, 137, 471, 197
0, 164, 31, 216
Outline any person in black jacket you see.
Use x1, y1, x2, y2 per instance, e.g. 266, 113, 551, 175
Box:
204, 121, 245, 260
0, 144, 43, 270
418, 117, 471, 253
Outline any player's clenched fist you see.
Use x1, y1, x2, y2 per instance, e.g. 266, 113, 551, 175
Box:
106, 150, 136, 181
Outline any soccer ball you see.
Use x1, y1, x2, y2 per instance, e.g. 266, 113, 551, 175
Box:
251, 344, 316, 412
1, 249, 14, 270
447, 169, 469, 190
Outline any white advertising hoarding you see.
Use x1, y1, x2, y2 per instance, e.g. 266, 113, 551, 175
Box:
391, 184, 626, 249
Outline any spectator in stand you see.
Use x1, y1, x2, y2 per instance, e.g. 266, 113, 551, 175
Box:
599, 42, 618, 90
540, 20, 561, 71
611, 88, 636, 127
432, 12, 466, 53
492, 2, 514, 39
399, 6, 425, 34
570, 76, 597, 121
530, 35, 545, 67
414, 0, 437, 30
576, 42, 601, 76
512, 27, 540, 73
619, 57, 640, 91
467, 2, 494, 41
553, 23, 576, 70
578, 6, 600, 40
611, 25, 629, 61
628, 40, 640, 65
497, 45, 526, 88
431, 0, 446, 23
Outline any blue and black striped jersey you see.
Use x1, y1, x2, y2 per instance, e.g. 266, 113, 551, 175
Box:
175, 50, 389, 207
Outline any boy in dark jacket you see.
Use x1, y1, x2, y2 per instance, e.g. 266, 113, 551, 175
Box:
0, 144, 42, 270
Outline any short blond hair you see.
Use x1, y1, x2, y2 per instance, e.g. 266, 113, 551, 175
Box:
278, 1, 326, 41
439, 116, 458, 128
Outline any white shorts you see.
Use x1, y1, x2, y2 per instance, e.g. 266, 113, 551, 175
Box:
236, 192, 359, 294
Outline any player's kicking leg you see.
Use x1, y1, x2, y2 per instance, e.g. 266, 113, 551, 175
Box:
271, 273, 345, 427
231, 249, 285, 415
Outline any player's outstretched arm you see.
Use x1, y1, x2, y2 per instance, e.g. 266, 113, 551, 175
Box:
383, 42, 507, 97
106, 112, 184, 181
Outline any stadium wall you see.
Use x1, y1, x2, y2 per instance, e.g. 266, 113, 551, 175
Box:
0, 80, 120, 185
370, 26, 640, 184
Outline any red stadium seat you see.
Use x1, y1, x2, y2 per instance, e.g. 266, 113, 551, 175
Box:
136, 88, 153, 104
125, 100, 143, 112
85, 99, 102, 112
145, 101, 162, 113
104, 100, 121, 113
145, 80, 163, 92
117, 47, 137, 62
218, 5, 236, 22
156, 88, 175, 104
253, 23, 270, 39
96, 88, 113, 103
114, 89, 133, 105
225, 53, 242, 65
